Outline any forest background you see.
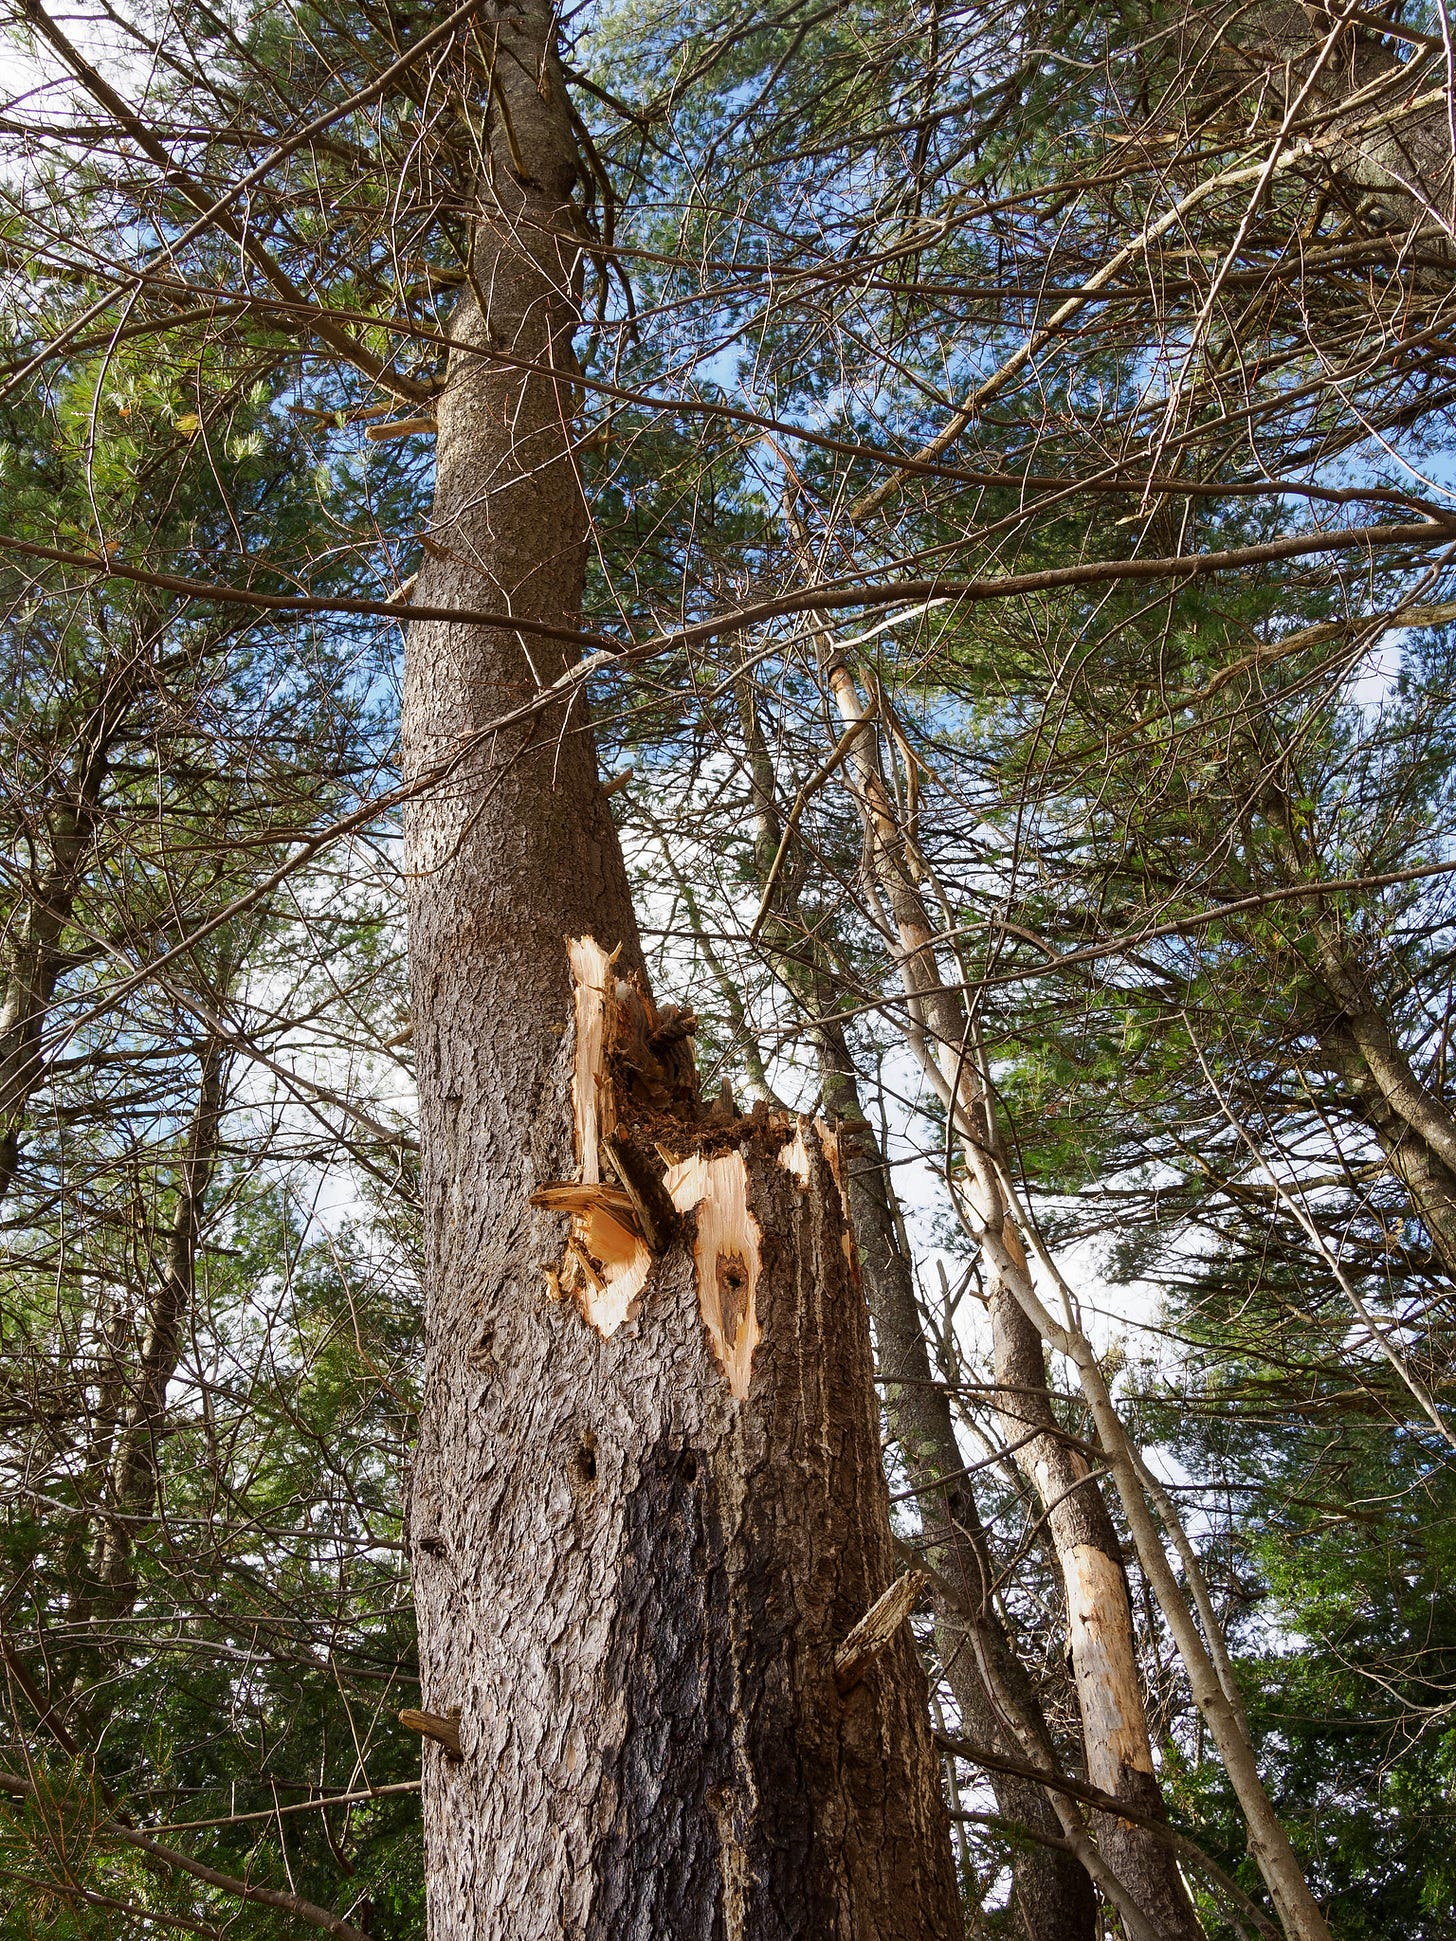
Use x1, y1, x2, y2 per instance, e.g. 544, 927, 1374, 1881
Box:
0, 0, 1453, 1936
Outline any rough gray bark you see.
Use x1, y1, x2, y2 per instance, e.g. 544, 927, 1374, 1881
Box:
400, 7, 959, 1935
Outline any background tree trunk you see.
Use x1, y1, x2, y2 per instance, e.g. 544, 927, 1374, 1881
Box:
736, 670, 1096, 1940
808, 636, 1201, 1932
989, 1266, 1201, 1941
400, 6, 959, 1934
836, 1093, 1099, 1941
88, 1034, 228, 1614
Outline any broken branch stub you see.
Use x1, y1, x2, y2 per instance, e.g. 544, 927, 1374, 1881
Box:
398, 1707, 462, 1760
833, 1572, 928, 1695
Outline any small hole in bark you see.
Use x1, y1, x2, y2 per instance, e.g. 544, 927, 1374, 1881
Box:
682, 1454, 698, 1484
574, 1433, 598, 1485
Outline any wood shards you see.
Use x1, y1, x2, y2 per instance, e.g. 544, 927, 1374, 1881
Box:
569, 934, 617, 1187
564, 1202, 652, 1337
548, 935, 766, 1385
665, 1151, 763, 1400
601, 1132, 680, 1254
531, 1180, 638, 1221
551, 936, 697, 1338
777, 1122, 812, 1187
534, 1178, 652, 1339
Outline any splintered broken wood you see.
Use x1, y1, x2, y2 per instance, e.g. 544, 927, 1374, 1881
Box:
664, 1150, 763, 1400
398, 1707, 462, 1759
832, 1571, 927, 1695
544, 938, 829, 1392
776, 1121, 811, 1188
569, 934, 617, 1188
548, 937, 653, 1334
602, 1132, 680, 1254
530, 1180, 638, 1224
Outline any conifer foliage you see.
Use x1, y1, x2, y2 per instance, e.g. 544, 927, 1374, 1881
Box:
0, 3, 1453, 1937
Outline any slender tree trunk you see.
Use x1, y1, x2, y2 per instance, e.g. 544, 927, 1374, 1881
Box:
0, 650, 142, 1201
830, 1076, 1097, 1941
63, 1033, 228, 1705
87, 1036, 227, 1608
736, 670, 1096, 1941
400, 10, 958, 1935
1320, 1016, 1456, 1274
1312, 931, 1456, 1174
1263, 800, 1456, 1273
805, 631, 1200, 1933
0, 805, 97, 1199
975, 1197, 1339, 1941
988, 1257, 1200, 1941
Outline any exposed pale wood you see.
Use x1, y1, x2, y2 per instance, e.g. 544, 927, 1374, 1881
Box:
530, 1180, 640, 1226
571, 1202, 652, 1336
814, 1120, 857, 1278
666, 1150, 763, 1400
777, 1122, 812, 1188
569, 934, 617, 1185
546, 939, 656, 1334
833, 1571, 927, 1694
1062, 1542, 1156, 1780
398, 1707, 463, 1760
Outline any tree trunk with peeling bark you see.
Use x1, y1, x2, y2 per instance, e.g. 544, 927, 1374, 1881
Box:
805, 629, 1202, 1933
399, 8, 958, 1936
989, 1261, 1201, 1941
736, 672, 1096, 1941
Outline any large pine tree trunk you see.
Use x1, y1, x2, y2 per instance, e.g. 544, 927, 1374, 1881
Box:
400, 8, 958, 1935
